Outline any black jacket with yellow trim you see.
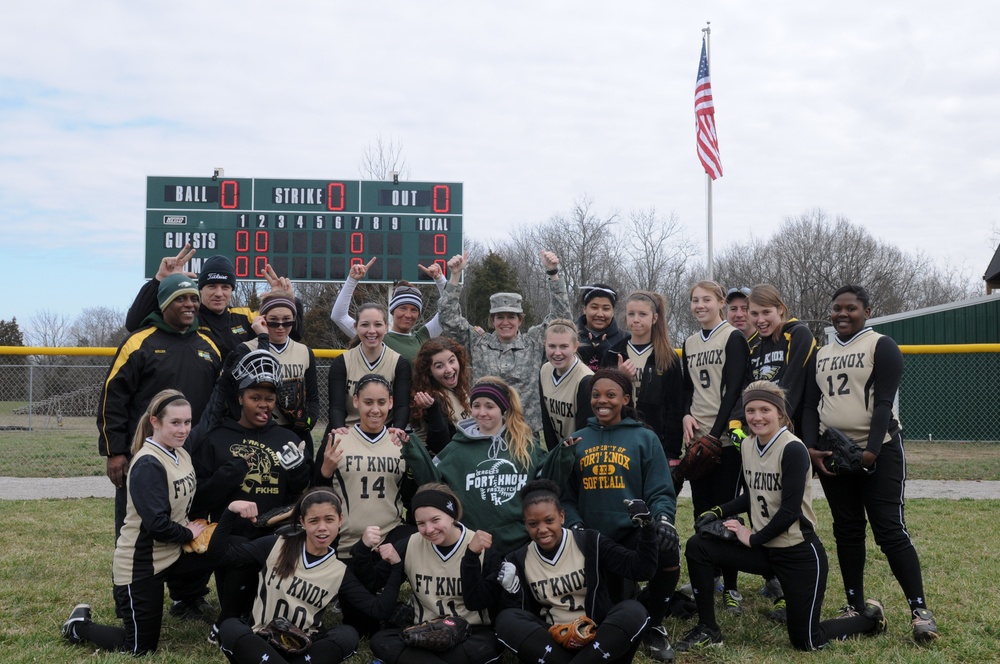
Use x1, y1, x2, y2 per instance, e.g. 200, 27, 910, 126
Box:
97, 313, 221, 458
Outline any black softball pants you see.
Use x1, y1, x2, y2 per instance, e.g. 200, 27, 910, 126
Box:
371, 625, 504, 664
495, 601, 648, 664
819, 432, 929, 612
219, 617, 359, 664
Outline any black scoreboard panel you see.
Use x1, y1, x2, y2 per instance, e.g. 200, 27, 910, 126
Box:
145, 177, 462, 283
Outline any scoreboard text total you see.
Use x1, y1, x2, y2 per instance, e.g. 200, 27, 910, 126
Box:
145, 177, 463, 283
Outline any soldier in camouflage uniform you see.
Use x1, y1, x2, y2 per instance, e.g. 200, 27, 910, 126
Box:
437, 250, 571, 432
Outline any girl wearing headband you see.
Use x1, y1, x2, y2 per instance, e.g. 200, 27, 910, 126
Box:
600, 291, 684, 473
363, 484, 504, 664
678, 381, 887, 653
576, 283, 627, 370
680, 279, 750, 615
206, 489, 406, 663
327, 301, 412, 436
315, 373, 418, 636
62, 391, 216, 656
559, 369, 680, 660
494, 479, 659, 664
330, 256, 448, 361
401, 376, 553, 555
409, 337, 473, 455
539, 319, 593, 450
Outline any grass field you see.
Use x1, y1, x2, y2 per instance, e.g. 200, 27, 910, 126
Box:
0, 497, 995, 664
3, 420, 1000, 481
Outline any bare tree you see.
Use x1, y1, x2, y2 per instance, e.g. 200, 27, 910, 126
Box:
714, 209, 978, 338
359, 134, 410, 181
26, 310, 72, 349
70, 307, 127, 348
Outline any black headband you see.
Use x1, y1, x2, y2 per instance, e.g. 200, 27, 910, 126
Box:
410, 489, 459, 518
470, 382, 511, 414
156, 394, 187, 416
354, 374, 392, 395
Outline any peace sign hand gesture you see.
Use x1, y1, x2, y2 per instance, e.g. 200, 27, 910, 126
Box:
155, 244, 197, 280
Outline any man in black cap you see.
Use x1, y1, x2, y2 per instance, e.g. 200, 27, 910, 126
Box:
125, 246, 257, 357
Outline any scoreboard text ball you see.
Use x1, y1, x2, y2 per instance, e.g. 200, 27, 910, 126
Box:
145, 176, 463, 283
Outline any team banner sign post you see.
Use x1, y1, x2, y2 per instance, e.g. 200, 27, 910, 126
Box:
145, 176, 463, 283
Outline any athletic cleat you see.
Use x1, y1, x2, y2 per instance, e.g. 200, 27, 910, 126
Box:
767, 598, 787, 624
723, 589, 744, 616
674, 624, 723, 652
207, 623, 220, 646
714, 576, 724, 593
911, 608, 939, 643
760, 577, 783, 599
862, 599, 887, 635
834, 604, 860, 619
62, 604, 91, 644
642, 625, 675, 662
169, 598, 214, 624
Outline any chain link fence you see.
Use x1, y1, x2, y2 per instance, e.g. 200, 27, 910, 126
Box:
1, 347, 998, 479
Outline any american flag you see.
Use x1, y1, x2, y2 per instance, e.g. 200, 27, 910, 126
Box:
695, 38, 723, 180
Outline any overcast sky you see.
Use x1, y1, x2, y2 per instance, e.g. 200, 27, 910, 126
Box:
2, 2, 998, 332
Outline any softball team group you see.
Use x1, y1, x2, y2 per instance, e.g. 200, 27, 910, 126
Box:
63, 249, 938, 663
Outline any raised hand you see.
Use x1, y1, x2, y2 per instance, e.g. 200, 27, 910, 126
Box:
467, 530, 493, 554
377, 543, 401, 564
447, 252, 467, 274
155, 244, 197, 280
362, 525, 382, 548
413, 391, 435, 409
418, 262, 443, 280
349, 257, 377, 280
263, 263, 292, 293
539, 250, 559, 271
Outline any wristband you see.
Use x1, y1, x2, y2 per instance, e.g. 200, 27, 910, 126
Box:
546, 268, 558, 276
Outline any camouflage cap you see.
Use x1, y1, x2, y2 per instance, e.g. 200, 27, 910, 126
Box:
489, 292, 523, 315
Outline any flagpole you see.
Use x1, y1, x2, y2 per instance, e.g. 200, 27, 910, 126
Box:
703, 22, 714, 280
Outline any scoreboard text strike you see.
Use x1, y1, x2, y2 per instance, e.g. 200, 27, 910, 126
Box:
145, 176, 463, 283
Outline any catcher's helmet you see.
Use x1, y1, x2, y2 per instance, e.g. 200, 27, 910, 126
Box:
232, 349, 282, 390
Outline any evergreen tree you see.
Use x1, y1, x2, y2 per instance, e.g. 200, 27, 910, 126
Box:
0, 317, 27, 401
464, 251, 534, 329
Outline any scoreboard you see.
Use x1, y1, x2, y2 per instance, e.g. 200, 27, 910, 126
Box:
145, 176, 463, 283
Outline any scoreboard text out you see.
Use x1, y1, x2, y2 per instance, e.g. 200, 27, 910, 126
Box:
145, 177, 463, 283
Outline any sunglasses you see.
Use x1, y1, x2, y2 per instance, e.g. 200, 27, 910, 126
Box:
726, 287, 751, 298
265, 320, 295, 329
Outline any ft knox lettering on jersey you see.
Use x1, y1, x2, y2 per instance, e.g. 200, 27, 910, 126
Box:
413, 572, 463, 598
688, 348, 724, 367
816, 352, 867, 373
528, 567, 586, 601
342, 454, 402, 475
264, 567, 330, 609
745, 469, 782, 492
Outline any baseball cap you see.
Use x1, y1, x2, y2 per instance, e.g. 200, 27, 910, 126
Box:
489, 292, 524, 315
725, 287, 752, 303
157, 274, 200, 310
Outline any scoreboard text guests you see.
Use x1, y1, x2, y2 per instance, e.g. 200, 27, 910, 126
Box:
145, 176, 463, 282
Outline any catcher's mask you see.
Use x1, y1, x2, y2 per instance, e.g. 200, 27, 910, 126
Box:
233, 349, 282, 390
